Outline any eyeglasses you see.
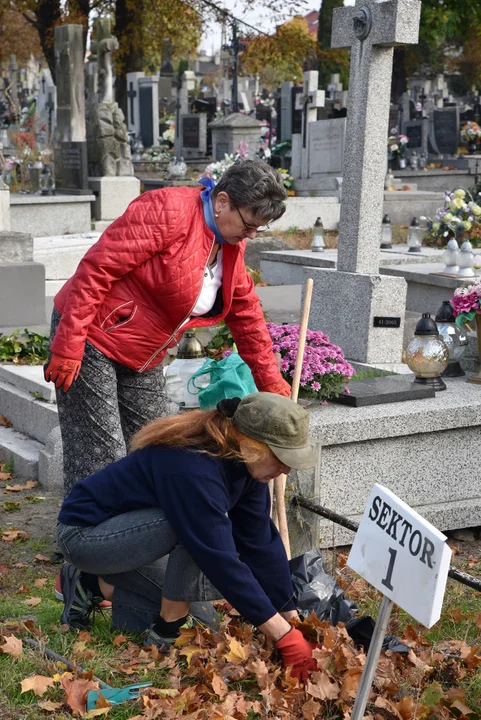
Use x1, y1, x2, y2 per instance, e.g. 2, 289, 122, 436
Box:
235, 207, 271, 234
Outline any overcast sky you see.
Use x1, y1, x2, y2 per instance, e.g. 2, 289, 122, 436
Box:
200, 0, 355, 54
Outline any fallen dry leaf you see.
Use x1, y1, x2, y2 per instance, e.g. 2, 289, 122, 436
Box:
24, 597, 42, 607
78, 631, 93, 643
224, 637, 250, 663
34, 553, 51, 563
17, 584, 30, 594
112, 634, 127, 646
38, 700, 63, 712
302, 697, 321, 720
34, 578, 48, 589
21, 675, 55, 697
61, 676, 99, 715
307, 673, 340, 701
212, 673, 228, 699
2, 529, 29, 542
0, 415, 12, 427
475, 612, 481, 631
1, 635, 22, 658
5, 479, 38, 491
451, 699, 476, 716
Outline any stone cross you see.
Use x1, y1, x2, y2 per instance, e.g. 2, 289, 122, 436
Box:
96, 17, 119, 104
294, 70, 325, 179
331, 0, 421, 275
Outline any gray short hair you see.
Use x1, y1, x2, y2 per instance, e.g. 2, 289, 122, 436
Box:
212, 159, 287, 222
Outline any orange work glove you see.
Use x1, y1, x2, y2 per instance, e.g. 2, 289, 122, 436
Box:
275, 628, 318, 680
44, 355, 81, 392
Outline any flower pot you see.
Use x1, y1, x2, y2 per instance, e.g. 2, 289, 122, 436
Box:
468, 143, 478, 155
467, 314, 481, 384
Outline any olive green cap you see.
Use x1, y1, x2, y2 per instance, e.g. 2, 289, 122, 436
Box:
231, 392, 318, 470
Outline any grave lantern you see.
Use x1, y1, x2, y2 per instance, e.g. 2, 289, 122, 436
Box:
441, 238, 459, 274
435, 300, 467, 378
380, 214, 392, 249
164, 330, 208, 408
39, 165, 55, 196
407, 217, 423, 252
311, 217, 325, 252
406, 313, 449, 391
457, 240, 475, 278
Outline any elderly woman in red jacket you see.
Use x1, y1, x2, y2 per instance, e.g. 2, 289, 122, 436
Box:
44, 159, 291, 495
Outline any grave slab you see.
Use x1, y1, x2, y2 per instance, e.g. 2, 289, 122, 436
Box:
332, 375, 435, 407
0, 231, 33, 262
10, 194, 94, 236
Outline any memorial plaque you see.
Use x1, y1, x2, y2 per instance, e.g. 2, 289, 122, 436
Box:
433, 107, 459, 155
54, 141, 89, 194
405, 123, 422, 149
182, 116, 200, 149
309, 118, 346, 175
139, 85, 154, 148
373, 316, 401, 328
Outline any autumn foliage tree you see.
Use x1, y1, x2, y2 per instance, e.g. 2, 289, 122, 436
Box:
241, 17, 321, 88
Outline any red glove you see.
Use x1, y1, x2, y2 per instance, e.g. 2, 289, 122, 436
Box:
44, 355, 81, 392
275, 628, 318, 680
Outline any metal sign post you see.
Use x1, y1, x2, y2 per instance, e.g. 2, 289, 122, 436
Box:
346, 483, 452, 715
351, 596, 393, 720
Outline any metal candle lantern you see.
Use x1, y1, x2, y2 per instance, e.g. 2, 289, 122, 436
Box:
164, 330, 207, 408
311, 217, 325, 252
441, 238, 459, 274
406, 313, 449, 391
380, 214, 392, 249
407, 217, 423, 252
435, 301, 467, 377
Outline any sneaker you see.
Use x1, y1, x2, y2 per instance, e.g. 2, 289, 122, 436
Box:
143, 618, 193, 651
60, 564, 104, 629
56, 570, 112, 610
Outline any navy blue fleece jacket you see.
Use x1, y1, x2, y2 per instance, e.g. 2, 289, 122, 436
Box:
58, 446, 296, 626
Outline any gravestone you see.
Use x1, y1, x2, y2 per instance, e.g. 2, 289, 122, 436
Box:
306, 0, 421, 363
0, 231, 45, 326
53, 24, 89, 194
432, 107, 459, 156
309, 118, 346, 175
180, 113, 207, 158
36, 69, 56, 143
279, 81, 293, 142
209, 113, 264, 161
291, 86, 303, 135
7, 55, 19, 111
126, 72, 144, 139
138, 76, 160, 148
404, 118, 428, 156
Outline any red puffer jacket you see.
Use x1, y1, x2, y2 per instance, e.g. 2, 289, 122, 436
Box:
51, 186, 290, 395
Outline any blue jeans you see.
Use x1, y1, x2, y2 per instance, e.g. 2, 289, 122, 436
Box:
57, 507, 221, 631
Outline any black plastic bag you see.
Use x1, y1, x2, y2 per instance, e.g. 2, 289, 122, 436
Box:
289, 548, 358, 625
289, 549, 409, 654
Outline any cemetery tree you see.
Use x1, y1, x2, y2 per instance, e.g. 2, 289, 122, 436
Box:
392, 0, 481, 101
317, 0, 348, 88
240, 17, 323, 88
0, 4, 43, 65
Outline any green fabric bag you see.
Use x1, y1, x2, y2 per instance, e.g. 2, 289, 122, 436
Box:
187, 352, 257, 409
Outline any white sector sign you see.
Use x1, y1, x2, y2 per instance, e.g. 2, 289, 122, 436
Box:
348, 483, 452, 628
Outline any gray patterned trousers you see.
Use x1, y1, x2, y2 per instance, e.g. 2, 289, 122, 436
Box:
49, 308, 170, 495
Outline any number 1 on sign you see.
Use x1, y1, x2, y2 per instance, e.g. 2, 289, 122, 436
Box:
381, 548, 397, 591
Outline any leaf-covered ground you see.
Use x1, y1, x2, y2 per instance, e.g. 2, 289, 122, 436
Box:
1, 459, 481, 719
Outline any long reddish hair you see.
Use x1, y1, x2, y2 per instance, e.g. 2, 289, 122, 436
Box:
131, 408, 275, 464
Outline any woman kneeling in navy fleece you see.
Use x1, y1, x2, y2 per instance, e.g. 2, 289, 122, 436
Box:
57, 392, 319, 679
